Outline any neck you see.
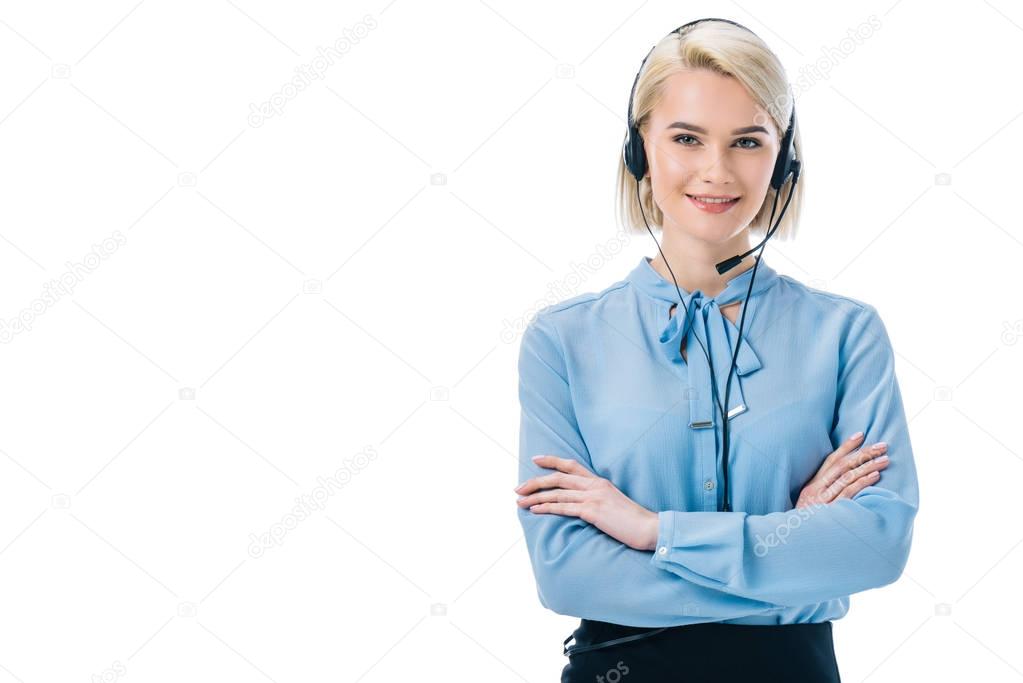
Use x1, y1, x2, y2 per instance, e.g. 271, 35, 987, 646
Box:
648, 226, 757, 299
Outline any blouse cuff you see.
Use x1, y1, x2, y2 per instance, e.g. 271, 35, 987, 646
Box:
651, 510, 746, 586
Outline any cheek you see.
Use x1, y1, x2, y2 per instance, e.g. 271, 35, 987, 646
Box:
737, 155, 774, 183
651, 166, 696, 195
648, 146, 692, 177
754, 153, 779, 186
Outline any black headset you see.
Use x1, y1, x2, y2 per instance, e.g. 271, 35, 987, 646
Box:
622, 17, 801, 517
624, 18, 799, 197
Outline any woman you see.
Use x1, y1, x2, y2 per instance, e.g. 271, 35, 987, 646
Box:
513, 18, 919, 682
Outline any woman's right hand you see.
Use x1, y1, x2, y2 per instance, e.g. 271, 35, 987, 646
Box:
795, 432, 889, 509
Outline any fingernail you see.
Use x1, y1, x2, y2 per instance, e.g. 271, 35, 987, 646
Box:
869, 471, 880, 478
877, 455, 889, 462
874, 441, 887, 450
532, 455, 543, 461
850, 431, 863, 441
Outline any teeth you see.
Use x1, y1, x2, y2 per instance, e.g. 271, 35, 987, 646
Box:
690, 195, 738, 204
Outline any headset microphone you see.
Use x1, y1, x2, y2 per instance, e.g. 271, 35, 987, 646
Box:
716, 156, 801, 275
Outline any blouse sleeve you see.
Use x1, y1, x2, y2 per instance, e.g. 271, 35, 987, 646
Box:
650, 304, 920, 607
517, 313, 787, 625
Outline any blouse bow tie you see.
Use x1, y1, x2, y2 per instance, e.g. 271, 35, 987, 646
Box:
657, 290, 763, 430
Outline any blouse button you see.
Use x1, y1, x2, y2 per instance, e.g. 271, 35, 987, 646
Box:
704, 479, 716, 490
658, 546, 667, 555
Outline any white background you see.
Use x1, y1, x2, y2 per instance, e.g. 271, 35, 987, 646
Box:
0, 0, 1020, 681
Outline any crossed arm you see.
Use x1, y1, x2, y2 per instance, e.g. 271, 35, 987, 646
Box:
515, 306, 919, 622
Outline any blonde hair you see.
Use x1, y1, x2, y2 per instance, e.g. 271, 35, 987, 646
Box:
615, 20, 804, 241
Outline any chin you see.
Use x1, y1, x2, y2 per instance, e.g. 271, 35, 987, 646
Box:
663, 208, 744, 243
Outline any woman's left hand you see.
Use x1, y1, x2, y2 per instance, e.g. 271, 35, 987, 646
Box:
515, 455, 659, 552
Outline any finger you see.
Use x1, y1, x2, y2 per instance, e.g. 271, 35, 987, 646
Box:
824, 452, 881, 498
531, 454, 594, 477
529, 501, 584, 516
843, 442, 888, 470
517, 488, 584, 508
834, 470, 881, 500
515, 472, 565, 495
821, 443, 887, 491
814, 431, 863, 474
822, 431, 866, 468
807, 480, 839, 506
827, 453, 889, 493
847, 453, 890, 481
516, 472, 588, 495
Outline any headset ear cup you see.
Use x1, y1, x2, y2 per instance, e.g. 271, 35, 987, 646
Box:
770, 114, 797, 190
770, 151, 791, 191
625, 127, 647, 181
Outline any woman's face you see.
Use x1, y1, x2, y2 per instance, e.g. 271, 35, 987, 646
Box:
642, 68, 781, 245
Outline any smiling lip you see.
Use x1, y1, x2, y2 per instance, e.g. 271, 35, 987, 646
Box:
686, 194, 741, 214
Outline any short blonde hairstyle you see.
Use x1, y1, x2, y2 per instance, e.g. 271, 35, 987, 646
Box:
616, 20, 805, 241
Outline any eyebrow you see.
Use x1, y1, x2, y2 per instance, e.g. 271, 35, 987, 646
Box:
666, 121, 769, 135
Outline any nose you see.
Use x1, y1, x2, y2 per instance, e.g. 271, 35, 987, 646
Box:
691, 145, 740, 184
697, 148, 736, 185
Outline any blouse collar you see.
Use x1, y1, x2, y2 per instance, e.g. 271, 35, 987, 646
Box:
625, 254, 781, 430
625, 254, 780, 307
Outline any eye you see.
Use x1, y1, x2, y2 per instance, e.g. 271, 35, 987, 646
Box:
672, 135, 763, 149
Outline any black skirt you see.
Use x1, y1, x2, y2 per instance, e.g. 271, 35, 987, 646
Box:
561, 618, 841, 682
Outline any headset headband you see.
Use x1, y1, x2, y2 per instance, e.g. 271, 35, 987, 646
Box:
622, 18, 798, 190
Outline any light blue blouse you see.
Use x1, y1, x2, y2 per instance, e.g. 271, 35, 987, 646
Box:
516, 255, 920, 626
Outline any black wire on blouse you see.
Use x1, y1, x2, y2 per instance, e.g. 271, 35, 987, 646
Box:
636, 174, 797, 512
